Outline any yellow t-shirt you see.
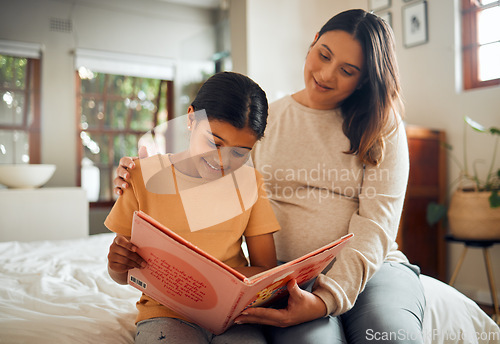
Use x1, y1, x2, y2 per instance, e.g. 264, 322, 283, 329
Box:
104, 155, 280, 323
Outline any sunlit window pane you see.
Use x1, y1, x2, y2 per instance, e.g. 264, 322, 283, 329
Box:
0, 130, 29, 164
0, 91, 25, 125
478, 6, 500, 44
80, 71, 102, 93
479, 42, 500, 81
480, 0, 497, 5
78, 70, 171, 202
108, 100, 127, 130
0, 54, 39, 164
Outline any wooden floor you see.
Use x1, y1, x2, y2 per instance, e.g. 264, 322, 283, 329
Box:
479, 303, 494, 315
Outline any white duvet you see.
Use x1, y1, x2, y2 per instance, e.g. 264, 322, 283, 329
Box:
0, 233, 498, 344
0, 234, 140, 344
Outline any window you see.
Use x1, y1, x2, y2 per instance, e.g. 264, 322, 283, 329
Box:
77, 68, 173, 205
0, 54, 41, 164
462, 0, 500, 90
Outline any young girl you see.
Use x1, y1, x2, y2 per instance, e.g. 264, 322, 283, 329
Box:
105, 72, 280, 344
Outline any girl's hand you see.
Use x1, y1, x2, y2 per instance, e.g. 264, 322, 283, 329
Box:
234, 233, 277, 277
234, 279, 328, 327
107, 235, 147, 284
113, 146, 149, 195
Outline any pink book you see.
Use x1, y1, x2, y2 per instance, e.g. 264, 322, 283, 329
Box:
128, 210, 353, 335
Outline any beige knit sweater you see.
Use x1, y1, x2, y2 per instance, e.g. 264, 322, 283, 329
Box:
252, 95, 409, 316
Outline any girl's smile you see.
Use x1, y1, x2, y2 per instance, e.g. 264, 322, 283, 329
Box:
202, 157, 222, 171
171, 109, 258, 181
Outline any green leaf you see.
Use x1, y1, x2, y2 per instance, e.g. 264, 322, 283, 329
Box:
440, 141, 453, 150
426, 202, 447, 226
464, 116, 487, 133
489, 190, 500, 208
490, 127, 500, 135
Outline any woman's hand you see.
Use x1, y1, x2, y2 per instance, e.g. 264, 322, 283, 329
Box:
234, 279, 328, 327
113, 146, 149, 195
107, 234, 147, 284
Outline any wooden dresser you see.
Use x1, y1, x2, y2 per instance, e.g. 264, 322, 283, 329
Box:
397, 125, 447, 281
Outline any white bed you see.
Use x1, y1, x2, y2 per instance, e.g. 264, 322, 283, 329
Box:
0, 233, 499, 344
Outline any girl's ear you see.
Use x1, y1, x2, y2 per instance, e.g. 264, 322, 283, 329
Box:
187, 106, 195, 130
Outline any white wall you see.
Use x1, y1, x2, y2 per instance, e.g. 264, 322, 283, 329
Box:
246, 0, 336, 101
229, 0, 247, 75
0, 0, 216, 186
243, 0, 500, 306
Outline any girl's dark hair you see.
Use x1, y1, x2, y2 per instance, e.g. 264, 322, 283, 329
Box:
318, 9, 403, 166
191, 71, 269, 140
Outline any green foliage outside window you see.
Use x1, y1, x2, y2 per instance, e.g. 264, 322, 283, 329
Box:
0, 54, 36, 164
0, 55, 27, 89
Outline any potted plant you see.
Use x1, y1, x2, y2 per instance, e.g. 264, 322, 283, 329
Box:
427, 116, 500, 239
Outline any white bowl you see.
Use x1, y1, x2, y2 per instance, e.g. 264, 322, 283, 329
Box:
0, 164, 56, 188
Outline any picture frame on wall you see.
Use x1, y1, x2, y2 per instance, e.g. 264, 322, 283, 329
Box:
369, 0, 391, 12
378, 11, 392, 27
403, 0, 428, 48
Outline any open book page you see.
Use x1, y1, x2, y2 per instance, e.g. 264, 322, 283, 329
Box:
128, 211, 353, 334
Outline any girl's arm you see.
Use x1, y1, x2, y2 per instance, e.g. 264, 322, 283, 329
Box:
233, 233, 277, 277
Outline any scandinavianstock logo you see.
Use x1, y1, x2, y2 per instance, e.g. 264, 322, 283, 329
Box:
259, 163, 390, 202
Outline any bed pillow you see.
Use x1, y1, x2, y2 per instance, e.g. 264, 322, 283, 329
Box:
421, 274, 500, 344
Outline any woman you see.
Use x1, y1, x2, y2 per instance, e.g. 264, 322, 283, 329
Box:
115, 9, 425, 343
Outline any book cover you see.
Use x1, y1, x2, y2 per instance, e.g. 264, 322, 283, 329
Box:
128, 210, 353, 334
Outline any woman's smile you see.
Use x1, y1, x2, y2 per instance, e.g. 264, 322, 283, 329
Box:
313, 77, 333, 91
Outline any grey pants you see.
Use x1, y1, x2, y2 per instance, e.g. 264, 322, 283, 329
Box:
135, 317, 266, 344
135, 262, 425, 344
265, 262, 426, 344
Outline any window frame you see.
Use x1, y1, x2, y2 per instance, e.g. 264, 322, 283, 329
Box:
0, 56, 41, 164
75, 71, 174, 207
462, 0, 500, 90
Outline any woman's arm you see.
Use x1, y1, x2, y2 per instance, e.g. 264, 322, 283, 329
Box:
238, 123, 409, 326
233, 233, 277, 277
312, 122, 410, 316
113, 146, 148, 195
